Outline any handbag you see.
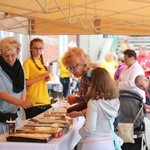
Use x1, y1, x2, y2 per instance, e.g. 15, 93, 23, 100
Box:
109, 119, 122, 150
118, 123, 134, 143
118, 104, 143, 143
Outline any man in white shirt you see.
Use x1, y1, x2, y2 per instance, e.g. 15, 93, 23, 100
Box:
116, 49, 145, 103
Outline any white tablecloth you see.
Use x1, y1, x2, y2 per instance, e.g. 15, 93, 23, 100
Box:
0, 117, 85, 150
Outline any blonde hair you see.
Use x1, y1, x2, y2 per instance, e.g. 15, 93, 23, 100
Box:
62, 47, 97, 73
88, 67, 119, 100
0, 37, 21, 54
105, 52, 116, 62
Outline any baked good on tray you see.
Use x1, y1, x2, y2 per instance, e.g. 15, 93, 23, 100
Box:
7, 133, 52, 143
16, 126, 62, 134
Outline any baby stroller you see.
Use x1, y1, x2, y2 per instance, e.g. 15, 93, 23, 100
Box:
118, 90, 148, 150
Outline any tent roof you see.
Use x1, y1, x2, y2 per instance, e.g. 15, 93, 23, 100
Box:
0, 0, 150, 35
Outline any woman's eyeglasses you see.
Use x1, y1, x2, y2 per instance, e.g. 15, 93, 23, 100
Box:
67, 64, 79, 71
32, 47, 44, 51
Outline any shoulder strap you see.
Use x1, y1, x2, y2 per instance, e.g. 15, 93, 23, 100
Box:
109, 119, 115, 131
109, 119, 122, 150
133, 104, 143, 124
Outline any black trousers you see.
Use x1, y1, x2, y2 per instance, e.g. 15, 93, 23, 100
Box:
24, 104, 51, 119
60, 77, 70, 98
0, 112, 18, 123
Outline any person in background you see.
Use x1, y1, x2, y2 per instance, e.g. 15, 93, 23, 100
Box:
120, 38, 130, 52
114, 54, 126, 127
135, 75, 150, 94
0, 37, 32, 134
114, 54, 126, 80
116, 49, 145, 102
79, 67, 120, 150
48, 60, 63, 100
70, 77, 80, 95
137, 45, 150, 77
137, 45, 150, 104
23, 38, 51, 119
62, 47, 98, 118
59, 56, 71, 98
135, 75, 150, 112
100, 52, 117, 78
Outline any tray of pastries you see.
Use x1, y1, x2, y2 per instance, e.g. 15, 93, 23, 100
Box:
44, 111, 66, 119
25, 121, 70, 129
15, 126, 64, 138
7, 110, 73, 142
28, 117, 70, 124
7, 133, 52, 143
16, 126, 61, 133
24, 122, 70, 135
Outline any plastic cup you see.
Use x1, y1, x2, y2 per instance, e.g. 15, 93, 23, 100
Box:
6, 120, 16, 134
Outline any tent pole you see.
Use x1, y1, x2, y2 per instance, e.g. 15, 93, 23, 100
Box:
28, 18, 32, 41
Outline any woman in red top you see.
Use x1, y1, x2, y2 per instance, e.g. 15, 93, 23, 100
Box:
62, 47, 97, 118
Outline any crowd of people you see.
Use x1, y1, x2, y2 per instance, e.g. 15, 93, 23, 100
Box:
0, 36, 150, 150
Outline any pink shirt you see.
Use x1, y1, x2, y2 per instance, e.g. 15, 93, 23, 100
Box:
137, 53, 150, 77
114, 63, 126, 80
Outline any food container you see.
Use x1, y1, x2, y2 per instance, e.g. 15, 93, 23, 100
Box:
6, 120, 16, 134
7, 133, 52, 143
52, 128, 63, 138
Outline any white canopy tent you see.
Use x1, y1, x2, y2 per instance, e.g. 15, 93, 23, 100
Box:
0, 0, 149, 35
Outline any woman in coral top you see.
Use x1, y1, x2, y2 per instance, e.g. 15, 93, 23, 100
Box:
62, 47, 97, 118
23, 38, 51, 119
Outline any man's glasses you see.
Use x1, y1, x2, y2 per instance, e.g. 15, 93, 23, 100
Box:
67, 64, 79, 71
32, 47, 44, 51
